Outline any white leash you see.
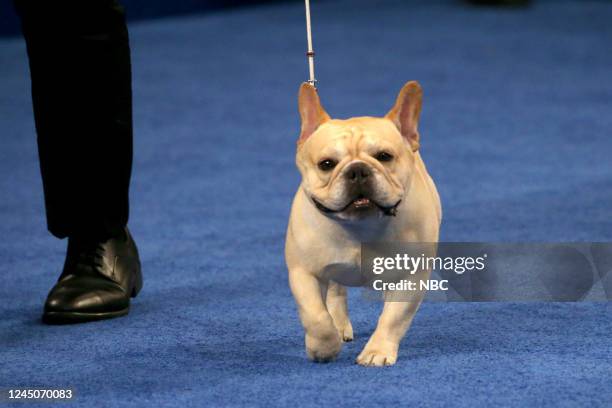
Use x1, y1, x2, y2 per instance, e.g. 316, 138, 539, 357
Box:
304, 0, 317, 88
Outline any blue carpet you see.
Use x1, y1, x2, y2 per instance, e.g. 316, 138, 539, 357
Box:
1, 0, 612, 406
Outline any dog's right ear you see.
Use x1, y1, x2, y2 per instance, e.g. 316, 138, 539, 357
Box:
298, 83, 330, 144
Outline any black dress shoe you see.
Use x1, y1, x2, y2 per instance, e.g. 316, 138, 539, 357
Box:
42, 227, 142, 324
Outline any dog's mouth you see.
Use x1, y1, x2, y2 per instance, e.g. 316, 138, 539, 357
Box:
313, 195, 401, 217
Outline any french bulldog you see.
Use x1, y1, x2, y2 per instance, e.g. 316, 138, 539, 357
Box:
285, 81, 442, 366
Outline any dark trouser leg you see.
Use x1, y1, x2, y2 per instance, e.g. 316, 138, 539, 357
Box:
15, 0, 133, 239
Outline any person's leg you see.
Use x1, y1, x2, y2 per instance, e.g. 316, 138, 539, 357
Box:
14, 0, 142, 324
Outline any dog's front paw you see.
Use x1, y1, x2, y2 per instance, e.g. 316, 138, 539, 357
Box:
356, 340, 398, 367
305, 331, 342, 363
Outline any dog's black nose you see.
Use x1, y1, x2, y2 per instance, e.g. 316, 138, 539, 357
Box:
344, 162, 372, 184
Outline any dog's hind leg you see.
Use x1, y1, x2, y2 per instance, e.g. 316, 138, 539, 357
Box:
326, 281, 354, 342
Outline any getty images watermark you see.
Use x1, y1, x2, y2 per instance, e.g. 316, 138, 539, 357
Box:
361, 243, 612, 302
371, 252, 487, 291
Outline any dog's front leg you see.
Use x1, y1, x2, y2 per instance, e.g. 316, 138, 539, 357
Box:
356, 286, 427, 367
289, 269, 342, 362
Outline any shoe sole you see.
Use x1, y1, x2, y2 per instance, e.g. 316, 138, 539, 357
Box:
42, 307, 130, 325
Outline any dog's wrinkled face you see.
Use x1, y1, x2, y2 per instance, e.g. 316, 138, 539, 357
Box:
296, 81, 423, 221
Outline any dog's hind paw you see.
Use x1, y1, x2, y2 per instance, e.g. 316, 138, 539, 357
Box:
338, 322, 354, 342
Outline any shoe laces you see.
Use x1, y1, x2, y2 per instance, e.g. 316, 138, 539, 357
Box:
67, 239, 106, 273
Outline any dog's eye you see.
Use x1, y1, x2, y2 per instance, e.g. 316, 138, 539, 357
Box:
318, 159, 337, 171
375, 151, 394, 162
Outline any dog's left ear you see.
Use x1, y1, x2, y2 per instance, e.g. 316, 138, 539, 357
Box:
385, 81, 422, 151
298, 82, 330, 144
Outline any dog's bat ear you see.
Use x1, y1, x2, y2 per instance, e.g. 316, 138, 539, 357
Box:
385, 81, 422, 151
298, 82, 330, 144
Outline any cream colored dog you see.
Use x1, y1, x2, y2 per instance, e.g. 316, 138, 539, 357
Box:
285, 81, 441, 366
